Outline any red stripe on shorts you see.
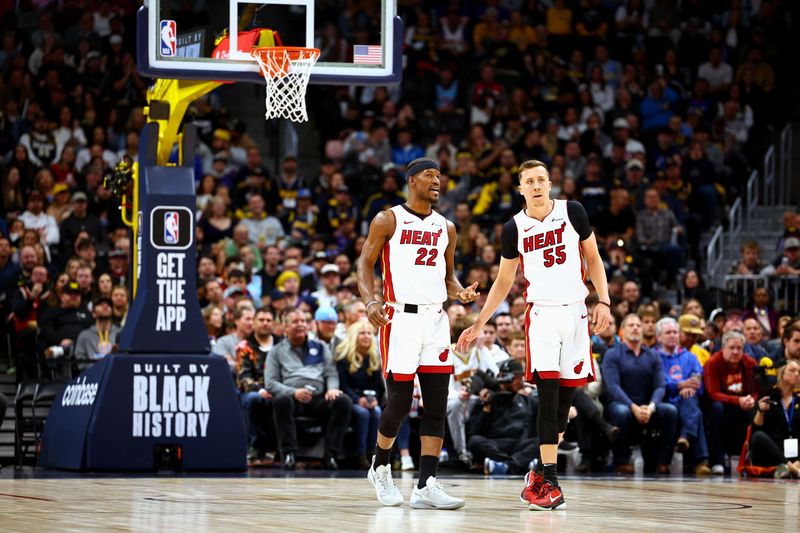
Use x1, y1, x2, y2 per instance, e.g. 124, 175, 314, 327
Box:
418, 365, 454, 374
585, 320, 597, 384
380, 307, 394, 378
537, 371, 561, 380
524, 303, 533, 381
381, 242, 396, 302
560, 376, 590, 387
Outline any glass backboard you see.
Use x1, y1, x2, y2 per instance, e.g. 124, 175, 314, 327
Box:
137, 0, 402, 85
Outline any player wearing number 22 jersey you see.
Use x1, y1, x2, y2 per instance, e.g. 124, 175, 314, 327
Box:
358, 157, 478, 510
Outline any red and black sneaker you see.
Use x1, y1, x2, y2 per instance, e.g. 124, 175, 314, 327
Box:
520, 470, 544, 506
527, 479, 566, 511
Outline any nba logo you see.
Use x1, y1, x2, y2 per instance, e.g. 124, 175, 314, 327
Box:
160, 20, 177, 57
164, 212, 179, 244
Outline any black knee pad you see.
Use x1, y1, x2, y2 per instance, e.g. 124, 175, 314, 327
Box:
377, 373, 414, 439
418, 373, 449, 438
535, 377, 578, 444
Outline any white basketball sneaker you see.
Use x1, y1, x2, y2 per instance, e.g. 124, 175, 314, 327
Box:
409, 476, 465, 510
368, 457, 404, 507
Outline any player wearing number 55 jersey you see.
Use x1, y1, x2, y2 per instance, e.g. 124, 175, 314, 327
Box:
358, 157, 478, 510
458, 160, 612, 511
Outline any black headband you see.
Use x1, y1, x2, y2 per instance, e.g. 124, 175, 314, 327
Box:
405, 159, 439, 180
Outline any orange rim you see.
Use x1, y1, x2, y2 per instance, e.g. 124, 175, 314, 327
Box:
251, 46, 320, 78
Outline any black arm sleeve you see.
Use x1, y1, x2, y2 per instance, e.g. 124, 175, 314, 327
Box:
500, 219, 519, 259
567, 201, 593, 241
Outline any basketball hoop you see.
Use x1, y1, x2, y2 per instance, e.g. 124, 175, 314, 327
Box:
251, 46, 320, 123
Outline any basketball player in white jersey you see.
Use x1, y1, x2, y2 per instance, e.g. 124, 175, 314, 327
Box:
457, 160, 611, 511
358, 157, 478, 510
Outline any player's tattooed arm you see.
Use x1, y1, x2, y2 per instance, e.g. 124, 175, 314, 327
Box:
444, 220, 478, 303
357, 210, 395, 328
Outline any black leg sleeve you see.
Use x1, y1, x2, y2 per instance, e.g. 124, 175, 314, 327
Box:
418, 373, 449, 438
377, 373, 414, 439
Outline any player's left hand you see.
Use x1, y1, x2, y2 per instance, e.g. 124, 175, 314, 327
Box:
592, 302, 612, 334
456, 282, 479, 303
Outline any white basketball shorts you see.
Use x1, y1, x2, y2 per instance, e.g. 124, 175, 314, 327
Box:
378, 303, 452, 381
523, 301, 596, 386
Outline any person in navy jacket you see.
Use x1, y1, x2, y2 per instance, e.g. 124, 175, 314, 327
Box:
602, 314, 678, 474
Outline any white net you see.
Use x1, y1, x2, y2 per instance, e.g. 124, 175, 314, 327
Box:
251, 47, 320, 123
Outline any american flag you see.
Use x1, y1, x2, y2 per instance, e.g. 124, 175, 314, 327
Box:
353, 44, 382, 65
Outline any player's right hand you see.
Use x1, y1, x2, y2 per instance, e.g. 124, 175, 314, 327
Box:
367, 302, 389, 328
456, 325, 480, 353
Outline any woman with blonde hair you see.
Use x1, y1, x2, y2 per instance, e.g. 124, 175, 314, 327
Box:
336, 320, 385, 469
752, 360, 800, 478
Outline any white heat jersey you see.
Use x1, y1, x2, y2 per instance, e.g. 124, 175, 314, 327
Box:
503, 200, 592, 305
381, 205, 449, 305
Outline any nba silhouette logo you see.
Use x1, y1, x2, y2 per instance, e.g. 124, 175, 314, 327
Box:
160, 20, 176, 57
164, 212, 179, 244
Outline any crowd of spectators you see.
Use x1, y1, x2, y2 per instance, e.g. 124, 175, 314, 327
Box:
0, 1, 797, 474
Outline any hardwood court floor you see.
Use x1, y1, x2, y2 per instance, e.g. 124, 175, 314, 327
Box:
1, 470, 798, 532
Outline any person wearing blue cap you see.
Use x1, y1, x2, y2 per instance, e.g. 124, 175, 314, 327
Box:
313, 306, 339, 351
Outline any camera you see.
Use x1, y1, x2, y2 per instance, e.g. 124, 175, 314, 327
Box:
364, 389, 376, 399
304, 384, 318, 394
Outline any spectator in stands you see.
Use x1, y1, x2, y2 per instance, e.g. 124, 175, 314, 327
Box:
591, 312, 620, 357
447, 317, 500, 467
743, 318, 770, 360
59, 191, 104, 261
494, 312, 513, 353
9, 264, 49, 378
678, 314, 711, 366
697, 47, 734, 96
313, 306, 339, 352
761, 237, 800, 278
704, 331, 757, 475
18, 190, 59, 247
362, 173, 405, 223
742, 287, 779, 340
681, 269, 714, 314
774, 325, 800, 366
110, 285, 128, 327
766, 316, 794, 357
636, 187, 683, 287
639, 307, 659, 348
239, 194, 284, 250
39, 281, 93, 376
477, 320, 509, 366
237, 308, 281, 463
73, 297, 120, 371
731, 240, 767, 275
655, 317, 710, 475
335, 321, 384, 470
214, 305, 255, 366
621, 280, 641, 311
602, 314, 678, 474
468, 359, 539, 475
267, 309, 352, 470
311, 264, 340, 310
751, 360, 800, 478
594, 187, 635, 248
